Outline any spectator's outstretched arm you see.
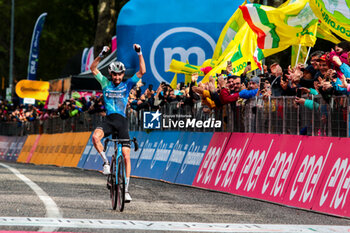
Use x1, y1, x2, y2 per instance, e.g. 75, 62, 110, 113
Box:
220, 88, 239, 104
134, 44, 146, 78
332, 55, 350, 78
239, 88, 259, 99
91, 46, 109, 76
295, 97, 320, 110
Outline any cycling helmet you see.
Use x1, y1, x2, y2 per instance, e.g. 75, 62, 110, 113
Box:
108, 61, 125, 74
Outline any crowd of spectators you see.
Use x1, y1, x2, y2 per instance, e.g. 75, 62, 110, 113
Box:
125, 41, 350, 117
1, 41, 350, 135
0, 92, 105, 125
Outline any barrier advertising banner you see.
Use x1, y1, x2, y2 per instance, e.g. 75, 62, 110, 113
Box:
175, 132, 220, 186
83, 145, 101, 170
192, 132, 231, 188
143, 131, 180, 179
77, 133, 93, 168
310, 137, 350, 217
161, 132, 190, 183
71, 132, 92, 167
9, 136, 27, 162
132, 132, 161, 177
26, 135, 41, 163
47, 133, 64, 165
283, 136, 337, 210
258, 135, 303, 203
5, 137, 16, 161
0, 136, 10, 160
197, 133, 253, 193
17, 135, 37, 163
175, 132, 213, 185
41, 134, 55, 165
230, 134, 281, 198
130, 131, 149, 174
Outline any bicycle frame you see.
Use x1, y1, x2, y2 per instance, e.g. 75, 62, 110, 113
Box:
103, 137, 138, 211
112, 142, 125, 187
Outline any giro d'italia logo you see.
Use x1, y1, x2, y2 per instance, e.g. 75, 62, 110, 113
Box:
143, 110, 162, 129
150, 27, 216, 84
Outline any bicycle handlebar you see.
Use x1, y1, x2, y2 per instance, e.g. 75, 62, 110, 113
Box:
103, 137, 138, 152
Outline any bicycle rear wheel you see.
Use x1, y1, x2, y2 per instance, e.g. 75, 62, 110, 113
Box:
110, 158, 117, 210
117, 156, 125, 212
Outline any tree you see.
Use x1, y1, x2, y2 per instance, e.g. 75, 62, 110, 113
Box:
93, 0, 128, 56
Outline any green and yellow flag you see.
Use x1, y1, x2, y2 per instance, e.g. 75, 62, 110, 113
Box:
170, 73, 177, 89
212, 1, 247, 60
309, 0, 350, 41
317, 21, 341, 44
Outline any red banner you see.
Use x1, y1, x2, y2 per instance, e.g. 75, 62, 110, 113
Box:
311, 137, 350, 217
258, 135, 304, 203
230, 134, 280, 198
199, 133, 253, 193
282, 136, 336, 210
192, 132, 231, 188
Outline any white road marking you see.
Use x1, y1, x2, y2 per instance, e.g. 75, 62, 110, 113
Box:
0, 163, 62, 232
0, 217, 349, 232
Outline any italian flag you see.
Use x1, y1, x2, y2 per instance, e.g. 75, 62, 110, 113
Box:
253, 47, 264, 70
239, 4, 280, 49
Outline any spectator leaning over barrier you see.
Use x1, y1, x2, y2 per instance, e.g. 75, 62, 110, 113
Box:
239, 76, 260, 99
90, 44, 146, 203
219, 75, 240, 105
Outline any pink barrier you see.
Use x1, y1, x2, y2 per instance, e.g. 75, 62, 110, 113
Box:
257, 134, 303, 204
191, 133, 350, 218
230, 133, 281, 199
282, 136, 336, 210
311, 137, 350, 217
192, 132, 231, 188
192, 133, 252, 192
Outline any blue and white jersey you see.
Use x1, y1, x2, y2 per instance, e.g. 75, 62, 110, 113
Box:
94, 72, 138, 117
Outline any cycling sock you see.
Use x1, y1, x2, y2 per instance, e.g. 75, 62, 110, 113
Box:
100, 151, 108, 164
126, 177, 130, 191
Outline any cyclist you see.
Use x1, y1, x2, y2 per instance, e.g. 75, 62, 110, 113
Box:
90, 44, 145, 202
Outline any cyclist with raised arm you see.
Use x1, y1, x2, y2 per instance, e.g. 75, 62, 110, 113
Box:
90, 44, 145, 202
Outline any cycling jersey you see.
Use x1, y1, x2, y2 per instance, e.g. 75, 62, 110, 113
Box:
94, 72, 139, 117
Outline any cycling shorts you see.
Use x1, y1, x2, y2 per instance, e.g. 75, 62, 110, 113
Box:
97, 113, 130, 148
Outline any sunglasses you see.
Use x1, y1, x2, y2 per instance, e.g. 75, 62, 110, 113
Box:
111, 71, 124, 76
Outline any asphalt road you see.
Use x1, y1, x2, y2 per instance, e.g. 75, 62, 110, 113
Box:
0, 161, 349, 233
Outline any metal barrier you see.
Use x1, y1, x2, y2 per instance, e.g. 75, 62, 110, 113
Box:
0, 95, 348, 137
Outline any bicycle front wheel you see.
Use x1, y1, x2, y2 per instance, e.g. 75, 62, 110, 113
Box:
110, 158, 117, 210
117, 156, 125, 212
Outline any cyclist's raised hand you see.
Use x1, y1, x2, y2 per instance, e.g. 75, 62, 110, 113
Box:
99, 46, 110, 58
133, 44, 142, 54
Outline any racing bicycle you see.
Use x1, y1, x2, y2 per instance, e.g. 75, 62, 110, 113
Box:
104, 136, 138, 212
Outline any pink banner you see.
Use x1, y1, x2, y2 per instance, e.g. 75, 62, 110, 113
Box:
258, 135, 304, 203
230, 134, 280, 199
198, 133, 253, 193
282, 136, 337, 210
312, 137, 350, 217
192, 132, 231, 188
